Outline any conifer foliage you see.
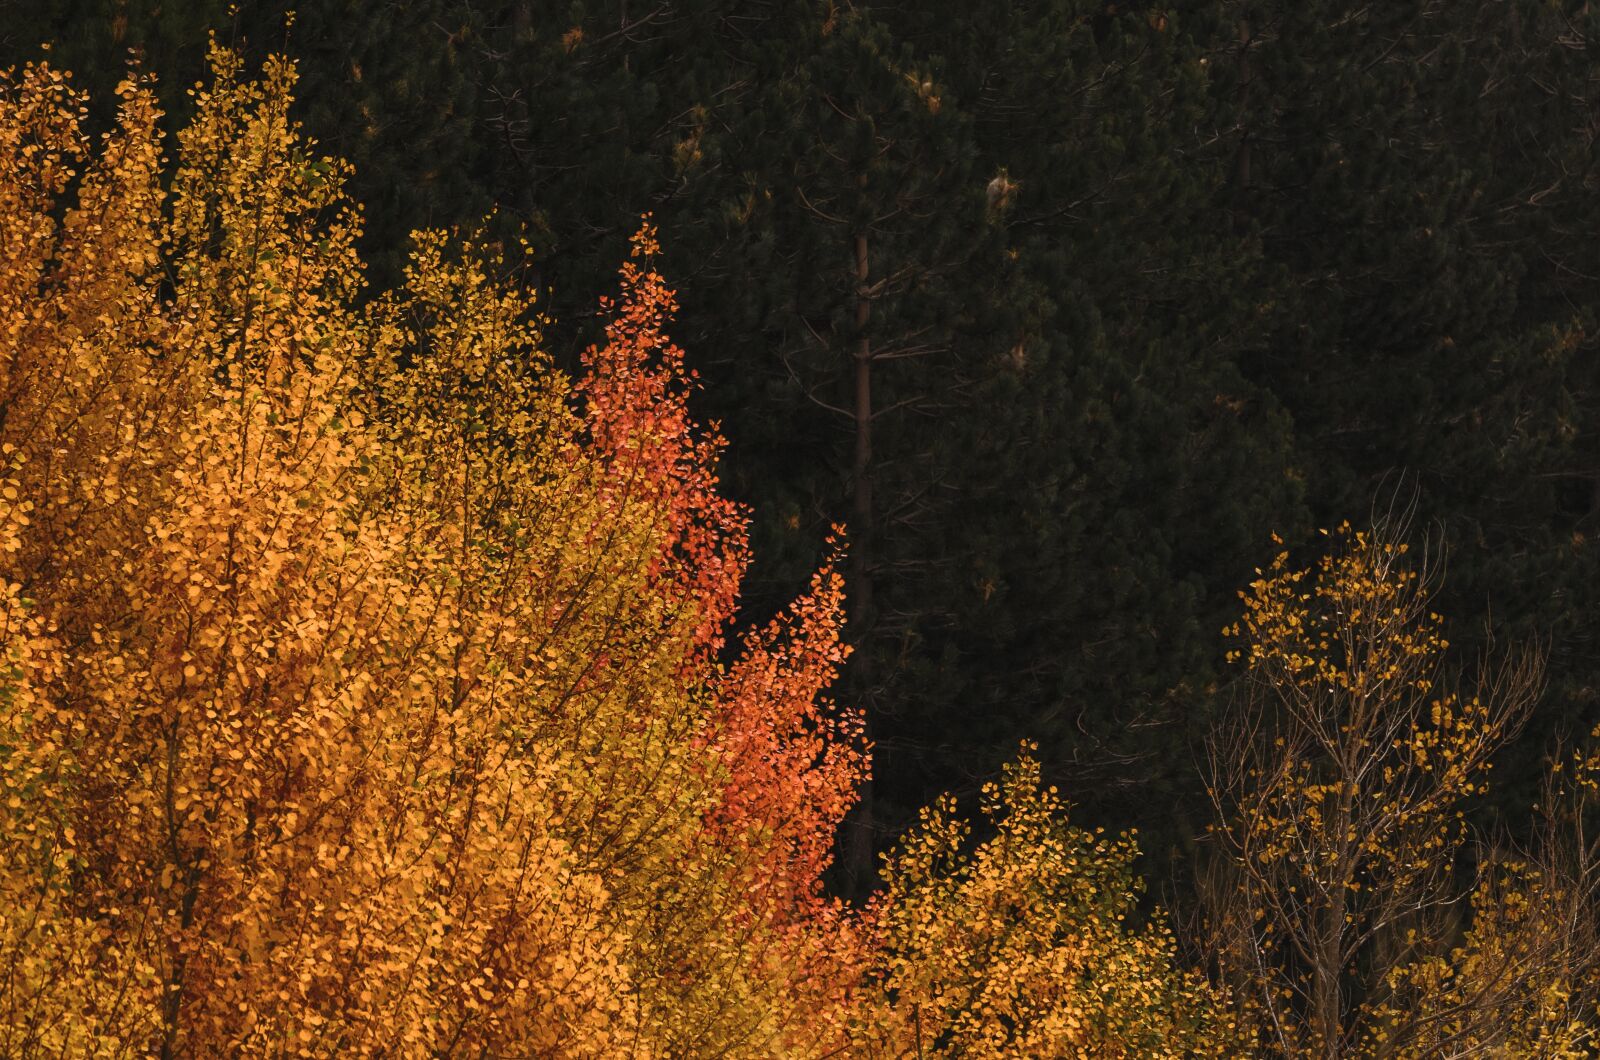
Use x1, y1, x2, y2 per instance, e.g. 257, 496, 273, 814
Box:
0, 50, 1219, 1057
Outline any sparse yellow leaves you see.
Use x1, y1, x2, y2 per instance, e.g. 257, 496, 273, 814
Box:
1208, 523, 1572, 1058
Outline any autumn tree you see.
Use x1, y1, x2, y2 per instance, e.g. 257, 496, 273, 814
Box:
1204, 522, 1600, 1057
864, 747, 1248, 1058
0, 48, 872, 1056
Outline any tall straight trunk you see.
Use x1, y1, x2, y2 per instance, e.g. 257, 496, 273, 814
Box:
844, 230, 876, 894
851, 231, 874, 647
1232, 14, 1253, 233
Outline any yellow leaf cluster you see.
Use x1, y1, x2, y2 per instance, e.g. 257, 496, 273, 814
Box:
865, 748, 1249, 1057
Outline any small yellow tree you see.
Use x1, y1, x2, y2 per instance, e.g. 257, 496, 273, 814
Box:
1205, 522, 1597, 1058
865, 747, 1248, 1058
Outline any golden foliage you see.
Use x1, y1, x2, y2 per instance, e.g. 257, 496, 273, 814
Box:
865, 748, 1247, 1058
0, 48, 871, 1056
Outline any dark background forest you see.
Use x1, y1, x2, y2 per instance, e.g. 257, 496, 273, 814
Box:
6, 0, 1598, 899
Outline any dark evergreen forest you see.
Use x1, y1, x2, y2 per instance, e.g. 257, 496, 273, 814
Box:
7, 0, 1597, 900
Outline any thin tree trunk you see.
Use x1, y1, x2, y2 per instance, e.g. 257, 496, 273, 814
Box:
1232, 14, 1253, 233
851, 231, 874, 644
1314, 777, 1357, 1060
845, 230, 876, 895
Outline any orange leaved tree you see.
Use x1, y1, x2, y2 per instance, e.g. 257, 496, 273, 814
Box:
0, 48, 868, 1057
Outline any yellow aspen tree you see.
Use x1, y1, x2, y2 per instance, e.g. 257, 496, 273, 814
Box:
0, 50, 637, 1055
0, 47, 868, 1057
1205, 522, 1596, 1058
864, 747, 1247, 1058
